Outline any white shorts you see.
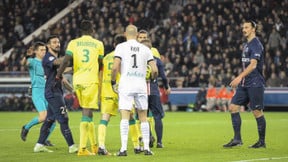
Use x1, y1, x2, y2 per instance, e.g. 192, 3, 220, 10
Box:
118, 92, 148, 111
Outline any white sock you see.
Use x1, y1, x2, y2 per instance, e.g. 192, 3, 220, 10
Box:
69, 144, 75, 149
141, 121, 150, 151
120, 119, 129, 152
35, 143, 43, 147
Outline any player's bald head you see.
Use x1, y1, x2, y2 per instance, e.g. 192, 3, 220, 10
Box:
125, 25, 138, 39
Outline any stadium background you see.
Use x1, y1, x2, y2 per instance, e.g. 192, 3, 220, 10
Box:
0, 0, 287, 111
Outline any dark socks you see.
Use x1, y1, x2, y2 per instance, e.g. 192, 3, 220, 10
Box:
60, 122, 74, 146
154, 119, 163, 144
37, 120, 54, 144
231, 112, 241, 141
256, 116, 266, 143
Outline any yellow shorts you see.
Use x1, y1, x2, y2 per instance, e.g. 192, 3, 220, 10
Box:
101, 97, 118, 116
74, 83, 99, 109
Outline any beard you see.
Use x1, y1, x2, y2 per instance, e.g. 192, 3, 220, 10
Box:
51, 47, 60, 53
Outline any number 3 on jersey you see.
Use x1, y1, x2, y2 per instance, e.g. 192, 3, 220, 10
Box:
82, 49, 90, 62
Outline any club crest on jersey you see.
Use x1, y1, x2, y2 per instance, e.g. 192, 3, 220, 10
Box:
245, 47, 249, 53
242, 46, 248, 57
49, 56, 55, 61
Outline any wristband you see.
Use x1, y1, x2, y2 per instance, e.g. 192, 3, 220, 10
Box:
111, 80, 116, 85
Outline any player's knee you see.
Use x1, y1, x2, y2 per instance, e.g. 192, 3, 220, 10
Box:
41, 120, 54, 133
252, 109, 263, 118
57, 115, 69, 125
82, 109, 93, 117
138, 114, 148, 122
153, 114, 163, 121
102, 113, 111, 121
38, 111, 47, 122
38, 115, 46, 122
228, 104, 239, 113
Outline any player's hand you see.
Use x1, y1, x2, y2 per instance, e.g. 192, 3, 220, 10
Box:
165, 87, 171, 95
111, 80, 118, 93
229, 76, 242, 88
26, 46, 34, 56
112, 83, 119, 93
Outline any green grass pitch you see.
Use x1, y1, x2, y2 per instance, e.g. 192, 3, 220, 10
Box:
0, 111, 288, 162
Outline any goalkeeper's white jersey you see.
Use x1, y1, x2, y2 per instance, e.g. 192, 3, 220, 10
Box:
114, 39, 154, 93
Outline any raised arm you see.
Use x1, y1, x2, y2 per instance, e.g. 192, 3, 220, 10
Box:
21, 46, 34, 66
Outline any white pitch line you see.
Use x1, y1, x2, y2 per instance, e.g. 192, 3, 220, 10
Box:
231, 156, 288, 162
0, 124, 119, 132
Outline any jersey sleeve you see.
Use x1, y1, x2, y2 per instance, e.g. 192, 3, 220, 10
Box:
98, 41, 104, 59
114, 44, 122, 59
42, 55, 55, 69
147, 48, 154, 62
156, 57, 169, 89
66, 41, 75, 56
27, 58, 34, 68
250, 44, 262, 61
151, 47, 161, 58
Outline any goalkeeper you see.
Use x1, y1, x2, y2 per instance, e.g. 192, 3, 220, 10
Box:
97, 34, 143, 155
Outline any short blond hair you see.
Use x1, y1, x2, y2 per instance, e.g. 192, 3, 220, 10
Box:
140, 39, 152, 49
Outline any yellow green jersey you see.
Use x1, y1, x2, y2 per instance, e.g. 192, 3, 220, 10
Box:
151, 47, 160, 58
101, 51, 119, 98
66, 35, 104, 85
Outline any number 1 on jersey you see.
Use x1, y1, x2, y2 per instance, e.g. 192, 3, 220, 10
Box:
131, 54, 138, 68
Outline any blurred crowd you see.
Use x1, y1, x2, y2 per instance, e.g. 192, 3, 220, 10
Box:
0, 93, 33, 111
0, 0, 287, 89
0, 92, 80, 111
0, 0, 70, 52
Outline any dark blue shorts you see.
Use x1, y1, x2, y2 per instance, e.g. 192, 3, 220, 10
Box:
46, 92, 68, 123
148, 95, 164, 120
231, 86, 264, 110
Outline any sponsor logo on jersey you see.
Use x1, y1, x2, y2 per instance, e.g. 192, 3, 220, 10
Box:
126, 71, 144, 78
242, 58, 250, 62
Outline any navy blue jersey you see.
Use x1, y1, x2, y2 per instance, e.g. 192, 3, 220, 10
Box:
240, 37, 265, 87
150, 57, 169, 95
42, 52, 63, 99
